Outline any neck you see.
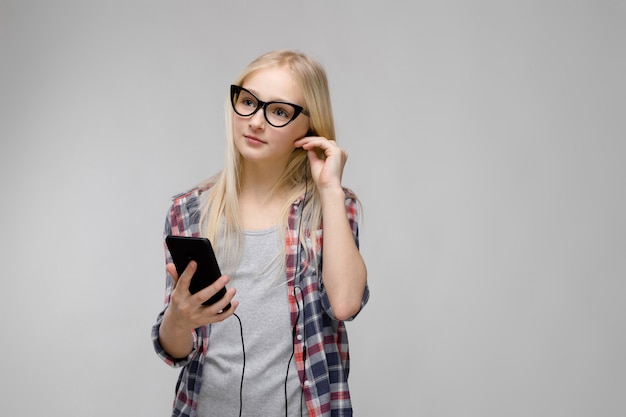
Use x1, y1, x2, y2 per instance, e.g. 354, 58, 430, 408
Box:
239, 163, 286, 202
237, 163, 290, 230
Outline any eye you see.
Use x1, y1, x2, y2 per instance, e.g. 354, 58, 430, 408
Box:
268, 104, 293, 120
237, 91, 258, 108
241, 97, 256, 108
274, 108, 289, 118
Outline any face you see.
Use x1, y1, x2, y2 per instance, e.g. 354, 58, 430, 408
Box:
232, 65, 310, 169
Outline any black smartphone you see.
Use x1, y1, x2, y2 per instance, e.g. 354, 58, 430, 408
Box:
165, 235, 231, 309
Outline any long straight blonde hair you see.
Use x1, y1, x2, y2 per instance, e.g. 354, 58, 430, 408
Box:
199, 50, 336, 274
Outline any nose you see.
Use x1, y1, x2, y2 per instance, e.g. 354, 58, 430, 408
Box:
248, 107, 266, 129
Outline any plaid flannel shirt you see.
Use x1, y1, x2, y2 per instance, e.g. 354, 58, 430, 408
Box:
151, 184, 369, 417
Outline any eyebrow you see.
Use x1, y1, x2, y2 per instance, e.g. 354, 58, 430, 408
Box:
242, 86, 301, 105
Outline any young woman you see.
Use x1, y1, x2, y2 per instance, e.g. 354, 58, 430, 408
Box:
152, 49, 369, 417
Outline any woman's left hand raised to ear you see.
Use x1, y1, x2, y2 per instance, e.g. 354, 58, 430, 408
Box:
294, 136, 348, 191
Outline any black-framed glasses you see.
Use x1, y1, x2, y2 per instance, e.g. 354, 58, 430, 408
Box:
230, 84, 310, 128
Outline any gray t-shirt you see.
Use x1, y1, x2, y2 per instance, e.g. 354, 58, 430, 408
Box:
197, 226, 306, 417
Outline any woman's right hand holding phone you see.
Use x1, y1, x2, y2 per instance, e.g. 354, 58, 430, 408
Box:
158, 261, 238, 359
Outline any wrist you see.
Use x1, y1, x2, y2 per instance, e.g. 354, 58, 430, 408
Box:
318, 184, 344, 201
162, 306, 192, 334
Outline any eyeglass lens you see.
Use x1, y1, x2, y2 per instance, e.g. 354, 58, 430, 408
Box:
232, 87, 300, 128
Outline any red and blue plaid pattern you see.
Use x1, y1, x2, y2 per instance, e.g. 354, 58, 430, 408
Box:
152, 185, 369, 417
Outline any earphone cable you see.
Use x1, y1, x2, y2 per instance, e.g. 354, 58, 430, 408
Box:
233, 312, 245, 417
284, 172, 308, 417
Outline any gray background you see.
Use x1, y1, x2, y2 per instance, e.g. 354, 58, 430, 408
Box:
1, 1, 625, 416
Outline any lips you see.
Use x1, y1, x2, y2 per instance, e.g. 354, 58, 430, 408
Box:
244, 134, 266, 145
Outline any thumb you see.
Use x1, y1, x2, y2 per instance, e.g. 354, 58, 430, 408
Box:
166, 263, 180, 288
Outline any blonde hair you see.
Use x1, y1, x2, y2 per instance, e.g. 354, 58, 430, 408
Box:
200, 50, 335, 274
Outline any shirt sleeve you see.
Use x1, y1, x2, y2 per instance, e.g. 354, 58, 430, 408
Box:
150, 200, 202, 367
151, 310, 201, 368
319, 188, 370, 321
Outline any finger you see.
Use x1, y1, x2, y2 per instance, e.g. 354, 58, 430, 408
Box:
171, 260, 196, 293
213, 299, 240, 322
200, 299, 239, 324
194, 274, 231, 306
294, 135, 324, 148
208, 287, 238, 316
298, 138, 326, 150
166, 263, 179, 287
217, 287, 237, 313
307, 140, 341, 160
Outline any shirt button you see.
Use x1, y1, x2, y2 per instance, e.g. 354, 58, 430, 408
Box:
303, 380, 311, 388
296, 334, 303, 341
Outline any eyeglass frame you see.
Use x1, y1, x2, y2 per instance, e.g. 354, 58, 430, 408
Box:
230, 84, 310, 128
